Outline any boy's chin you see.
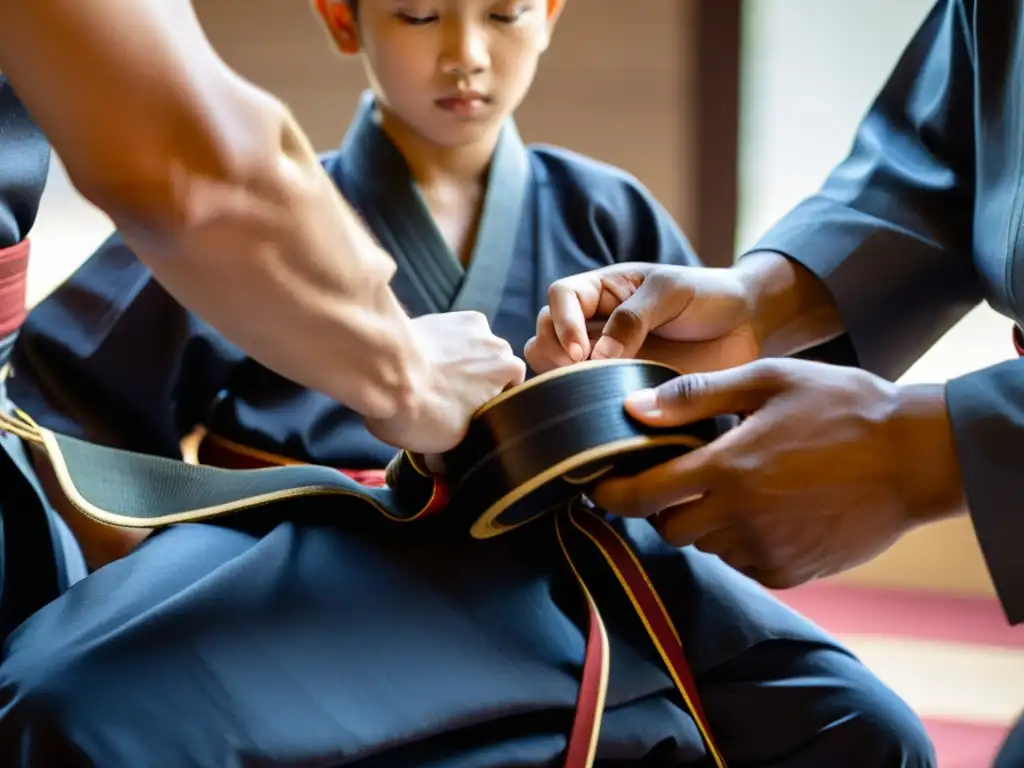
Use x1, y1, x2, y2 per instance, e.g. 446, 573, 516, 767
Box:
422, 115, 506, 149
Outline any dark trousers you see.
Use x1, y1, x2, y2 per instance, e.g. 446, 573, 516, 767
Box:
995, 714, 1024, 767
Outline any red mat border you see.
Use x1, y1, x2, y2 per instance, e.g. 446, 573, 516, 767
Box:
774, 582, 1024, 649
922, 717, 1010, 768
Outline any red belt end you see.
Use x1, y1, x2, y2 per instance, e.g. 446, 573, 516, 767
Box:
0, 239, 29, 339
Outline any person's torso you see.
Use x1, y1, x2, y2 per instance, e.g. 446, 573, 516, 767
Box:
208, 149, 629, 469
962, 0, 1024, 319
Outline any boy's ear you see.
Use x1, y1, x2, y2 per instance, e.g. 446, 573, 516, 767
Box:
539, 0, 567, 50
547, 0, 567, 26
311, 0, 360, 56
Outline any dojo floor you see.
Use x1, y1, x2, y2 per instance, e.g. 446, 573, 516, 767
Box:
777, 582, 1024, 767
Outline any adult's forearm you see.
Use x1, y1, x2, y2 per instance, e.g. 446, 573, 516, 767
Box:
63, 88, 426, 422
0, 0, 427, 421
112, 107, 428, 421
726, 1, 985, 381
733, 250, 846, 359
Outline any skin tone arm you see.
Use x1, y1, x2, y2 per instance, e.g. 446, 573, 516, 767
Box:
0, 0, 427, 426
732, 250, 847, 358
730, 249, 964, 529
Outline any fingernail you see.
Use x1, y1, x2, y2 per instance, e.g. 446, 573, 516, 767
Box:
626, 388, 662, 418
592, 337, 623, 360
567, 343, 584, 362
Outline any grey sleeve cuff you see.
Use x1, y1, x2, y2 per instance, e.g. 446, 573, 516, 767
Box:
946, 360, 1024, 625
745, 196, 982, 381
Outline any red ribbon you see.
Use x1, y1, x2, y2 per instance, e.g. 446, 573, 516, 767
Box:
0, 239, 29, 339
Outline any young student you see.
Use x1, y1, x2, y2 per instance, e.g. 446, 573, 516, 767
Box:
1, 0, 521, 664
0, 1, 934, 766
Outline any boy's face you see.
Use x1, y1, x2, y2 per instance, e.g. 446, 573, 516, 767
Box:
316, 1, 565, 149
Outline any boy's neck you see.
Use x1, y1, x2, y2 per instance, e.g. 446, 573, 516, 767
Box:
376, 107, 501, 186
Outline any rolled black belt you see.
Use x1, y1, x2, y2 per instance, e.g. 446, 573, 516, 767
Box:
0, 359, 734, 768
2, 359, 732, 537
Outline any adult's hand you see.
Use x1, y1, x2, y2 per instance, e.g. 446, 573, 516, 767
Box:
364, 311, 526, 455
524, 263, 761, 375
591, 358, 967, 589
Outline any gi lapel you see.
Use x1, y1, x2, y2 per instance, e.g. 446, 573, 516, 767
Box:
448, 118, 530, 324
333, 91, 530, 323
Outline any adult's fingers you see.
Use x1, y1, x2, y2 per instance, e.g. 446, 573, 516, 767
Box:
545, 273, 604, 363
592, 270, 697, 361
547, 264, 671, 363
524, 307, 577, 373
625, 359, 787, 428
591, 444, 718, 519
690, 527, 755, 569
649, 494, 733, 550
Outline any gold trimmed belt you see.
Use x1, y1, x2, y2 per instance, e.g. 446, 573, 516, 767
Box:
1, 359, 731, 767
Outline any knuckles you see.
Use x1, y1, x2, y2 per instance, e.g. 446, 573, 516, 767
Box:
546, 277, 584, 307
450, 309, 490, 331
546, 280, 568, 304
747, 358, 789, 387
643, 267, 686, 297
603, 304, 646, 344
659, 373, 710, 405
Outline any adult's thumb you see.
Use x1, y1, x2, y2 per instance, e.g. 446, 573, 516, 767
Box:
625, 362, 777, 427
592, 273, 691, 360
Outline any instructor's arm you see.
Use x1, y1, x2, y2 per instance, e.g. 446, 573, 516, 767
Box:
0, 0, 424, 428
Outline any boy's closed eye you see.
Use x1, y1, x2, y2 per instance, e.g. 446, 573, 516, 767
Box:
491, 2, 533, 24
396, 12, 437, 25
394, 2, 533, 26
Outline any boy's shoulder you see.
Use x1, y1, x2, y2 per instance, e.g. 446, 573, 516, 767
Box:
525, 143, 698, 267
317, 143, 660, 214
526, 143, 659, 207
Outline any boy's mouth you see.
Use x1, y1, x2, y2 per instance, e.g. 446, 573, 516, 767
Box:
435, 92, 491, 117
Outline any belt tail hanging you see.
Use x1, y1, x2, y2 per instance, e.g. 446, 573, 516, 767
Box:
0, 408, 413, 529
556, 516, 611, 768
562, 503, 727, 767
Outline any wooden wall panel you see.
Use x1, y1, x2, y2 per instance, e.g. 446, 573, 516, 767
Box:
691, 0, 742, 265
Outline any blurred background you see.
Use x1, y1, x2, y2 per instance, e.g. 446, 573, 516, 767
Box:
23, 1, 1023, 764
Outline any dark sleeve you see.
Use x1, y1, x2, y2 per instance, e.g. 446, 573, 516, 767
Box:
945, 359, 1024, 625
603, 176, 702, 269
746, 0, 984, 380
743, 1, 1024, 623
6, 232, 243, 458
533, 146, 702, 270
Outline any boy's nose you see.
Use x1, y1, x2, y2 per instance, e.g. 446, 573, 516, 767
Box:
440, 22, 490, 76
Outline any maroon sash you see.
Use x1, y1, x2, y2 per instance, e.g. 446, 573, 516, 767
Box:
0, 238, 29, 339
